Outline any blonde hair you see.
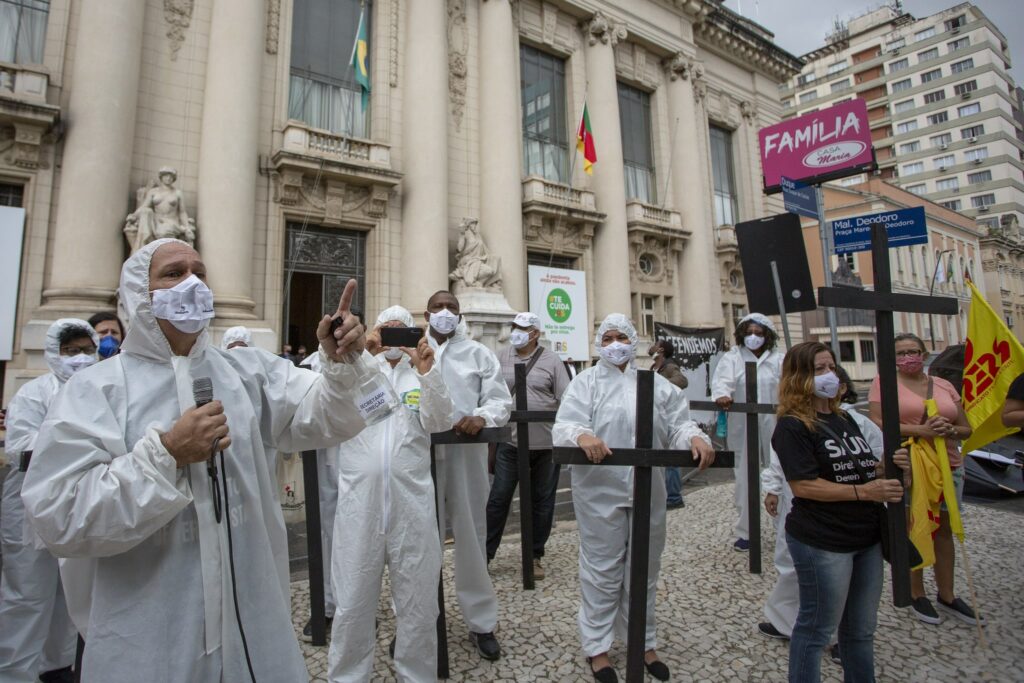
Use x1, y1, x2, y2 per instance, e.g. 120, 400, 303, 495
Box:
776, 341, 844, 430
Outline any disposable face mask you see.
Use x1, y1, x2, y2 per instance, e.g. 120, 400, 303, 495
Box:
98, 335, 120, 358
60, 353, 97, 376
599, 341, 635, 366
510, 330, 531, 349
429, 309, 459, 335
151, 274, 215, 334
896, 356, 924, 374
383, 347, 405, 360
744, 334, 765, 351
813, 371, 841, 399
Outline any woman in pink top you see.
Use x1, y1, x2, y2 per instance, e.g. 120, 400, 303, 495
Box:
868, 333, 980, 627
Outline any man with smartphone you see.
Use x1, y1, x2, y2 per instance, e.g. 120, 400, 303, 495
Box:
424, 290, 512, 661
486, 312, 571, 579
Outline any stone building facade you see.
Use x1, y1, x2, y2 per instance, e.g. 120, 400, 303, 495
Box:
0, 0, 800, 397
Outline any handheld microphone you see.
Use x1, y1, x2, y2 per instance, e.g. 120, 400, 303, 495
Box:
192, 377, 222, 523
193, 377, 214, 408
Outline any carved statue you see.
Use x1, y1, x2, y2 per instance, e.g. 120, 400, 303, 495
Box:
449, 218, 502, 290
124, 167, 196, 253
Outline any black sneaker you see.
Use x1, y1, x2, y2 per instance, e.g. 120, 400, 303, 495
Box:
829, 644, 841, 665
936, 595, 987, 626
911, 597, 942, 625
389, 635, 396, 658
469, 631, 501, 661
733, 538, 750, 552
757, 622, 789, 640
39, 668, 75, 683
301, 616, 333, 642
666, 500, 685, 510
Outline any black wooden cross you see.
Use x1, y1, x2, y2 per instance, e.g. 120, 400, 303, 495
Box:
429, 426, 512, 679
301, 449, 329, 646
553, 370, 734, 683
691, 361, 777, 574
818, 222, 958, 607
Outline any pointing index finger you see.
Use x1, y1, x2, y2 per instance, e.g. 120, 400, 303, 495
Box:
336, 278, 358, 318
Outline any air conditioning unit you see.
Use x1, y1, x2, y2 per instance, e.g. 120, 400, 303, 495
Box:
952, 26, 961, 35
974, 158, 984, 165
961, 92, 972, 100
939, 143, 949, 150
939, 166, 948, 172
969, 136, 978, 143
979, 205, 991, 212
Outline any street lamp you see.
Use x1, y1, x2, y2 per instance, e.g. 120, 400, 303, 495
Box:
928, 248, 955, 351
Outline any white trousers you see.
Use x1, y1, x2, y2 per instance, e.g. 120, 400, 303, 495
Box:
732, 427, 772, 541
316, 449, 338, 615
763, 491, 797, 636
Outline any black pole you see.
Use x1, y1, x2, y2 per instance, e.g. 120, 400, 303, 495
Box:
300, 450, 327, 646
625, 370, 655, 683
514, 363, 535, 590
870, 223, 912, 607
745, 362, 761, 574
430, 446, 450, 679
73, 635, 84, 682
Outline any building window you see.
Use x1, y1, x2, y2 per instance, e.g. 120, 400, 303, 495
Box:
796, 72, 817, 86
936, 177, 960, 191
967, 170, 992, 185
950, 58, 974, 74
964, 146, 988, 161
960, 124, 984, 139
288, 0, 371, 138
948, 37, 970, 52
0, 183, 24, 207
710, 126, 739, 226
889, 58, 910, 73
896, 120, 919, 134
926, 111, 949, 126
520, 45, 568, 183
954, 80, 978, 96
920, 68, 942, 84
933, 154, 955, 169
930, 133, 953, 148
885, 38, 906, 52
899, 141, 921, 154
917, 48, 940, 62
957, 103, 981, 118
902, 161, 924, 175
860, 339, 876, 363
914, 27, 936, 42
941, 199, 962, 210
891, 78, 912, 93
527, 251, 577, 269
839, 341, 856, 363
799, 90, 819, 104
827, 60, 848, 75
831, 79, 851, 94
0, 0, 48, 64
923, 90, 946, 104
618, 83, 656, 203
893, 99, 916, 114
944, 15, 966, 31
971, 193, 996, 208
905, 184, 927, 196
641, 295, 657, 337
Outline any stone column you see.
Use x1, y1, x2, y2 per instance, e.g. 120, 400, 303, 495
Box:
401, 0, 449, 310
43, 0, 146, 312
582, 11, 632, 319
478, 0, 525, 310
664, 53, 721, 326
196, 0, 266, 319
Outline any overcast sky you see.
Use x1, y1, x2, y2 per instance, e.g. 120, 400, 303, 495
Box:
721, 0, 1023, 81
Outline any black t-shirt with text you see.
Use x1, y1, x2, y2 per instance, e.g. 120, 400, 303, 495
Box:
772, 412, 881, 553
1008, 373, 1024, 402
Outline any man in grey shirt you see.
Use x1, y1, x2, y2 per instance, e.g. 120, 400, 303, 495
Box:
486, 312, 571, 578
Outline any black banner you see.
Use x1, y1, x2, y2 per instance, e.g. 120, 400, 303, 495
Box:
654, 322, 725, 371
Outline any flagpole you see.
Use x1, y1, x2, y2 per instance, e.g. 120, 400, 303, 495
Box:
659, 116, 680, 210
958, 539, 989, 650
928, 249, 953, 350
545, 93, 585, 271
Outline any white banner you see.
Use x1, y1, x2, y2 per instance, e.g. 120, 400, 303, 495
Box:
0, 207, 26, 361
527, 265, 590, 361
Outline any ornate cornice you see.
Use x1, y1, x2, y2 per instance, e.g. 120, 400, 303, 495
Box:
582, 10, 627, 48
693, 5, 802, 81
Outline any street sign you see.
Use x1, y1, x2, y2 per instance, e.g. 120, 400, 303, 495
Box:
832, 206, 928, 255
780, 176, 819, 220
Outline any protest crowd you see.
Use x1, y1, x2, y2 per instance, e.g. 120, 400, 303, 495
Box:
0, 237, 1020, 683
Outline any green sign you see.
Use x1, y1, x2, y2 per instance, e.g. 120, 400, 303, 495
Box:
547, 288, 572, 323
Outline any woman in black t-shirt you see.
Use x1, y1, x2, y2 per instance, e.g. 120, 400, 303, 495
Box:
771, 342, 908, 683
1002, 372, 1024, 428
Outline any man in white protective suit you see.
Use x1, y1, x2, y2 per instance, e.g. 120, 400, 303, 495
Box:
327, 305, 453, 682
710, 312, 783, 552
552, 314, 715, 683
220, 326, 252, 351
0, 319, 99, 683
21, 238, 377, 682
424, 290, 512, 661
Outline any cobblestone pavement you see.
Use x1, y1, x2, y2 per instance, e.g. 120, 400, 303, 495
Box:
293, 483, 1023, 682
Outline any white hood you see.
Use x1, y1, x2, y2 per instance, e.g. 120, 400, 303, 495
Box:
46, 318, 100, 382
119, 238, 211, 363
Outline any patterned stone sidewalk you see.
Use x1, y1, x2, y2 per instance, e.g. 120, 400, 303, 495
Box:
292, 483, 1023, 682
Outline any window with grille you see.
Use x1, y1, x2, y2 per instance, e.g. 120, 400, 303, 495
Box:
960, 124, 984, 139
860, 340, 876, 363
954, 80, 978, 96
520, 45, 569, 183
618, 83, 656, 204
924, 90, 946, 104
0, 183, 24, 207
971, 193, 995, 208
926, 111, 949, 125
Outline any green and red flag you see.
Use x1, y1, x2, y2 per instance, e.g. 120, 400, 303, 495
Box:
576, 103, 597, 175
350, 6, 371, 111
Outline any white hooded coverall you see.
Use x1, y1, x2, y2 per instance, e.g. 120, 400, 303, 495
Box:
710, 343, 782, 541
327, 306, 453, 682
552, 314, 710, 656
21, 239, 380, 683
429, 322, 511, 635
761, 406, 882, 635
0, 319, 96, 681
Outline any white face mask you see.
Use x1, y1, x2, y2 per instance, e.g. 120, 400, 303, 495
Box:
429, 309, 459, 335
744, 334, 766, 351
60, 353, 97, 377
813, 371, 841, 399
383, 347, 405, 360
510, 329, 532, 349
599, 341, 635, 366
151, 274, 215, 334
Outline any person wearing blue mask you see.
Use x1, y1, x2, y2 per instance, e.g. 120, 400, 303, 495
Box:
87, 312, 125, 360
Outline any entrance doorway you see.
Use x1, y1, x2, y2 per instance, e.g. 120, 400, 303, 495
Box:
283, 223, 366, 355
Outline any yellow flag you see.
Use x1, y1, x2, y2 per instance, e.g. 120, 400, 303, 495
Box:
925, 400, 963, 542
961, 281, 1024, 453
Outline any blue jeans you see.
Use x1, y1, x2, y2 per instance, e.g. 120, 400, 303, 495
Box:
485, 443, 559, 559
786, 533, 883, 683
664, 467, 684, 505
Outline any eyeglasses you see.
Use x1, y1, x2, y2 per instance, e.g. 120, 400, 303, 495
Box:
60, 346, 97, 356
895, 349, 923, 358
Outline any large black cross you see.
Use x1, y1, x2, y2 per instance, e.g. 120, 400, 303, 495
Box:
818, 222, 958, 607
553, 370, 734, 683
691, 361, 777, 574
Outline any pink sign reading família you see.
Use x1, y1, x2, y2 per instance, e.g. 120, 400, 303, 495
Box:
758, 99, 876, 192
